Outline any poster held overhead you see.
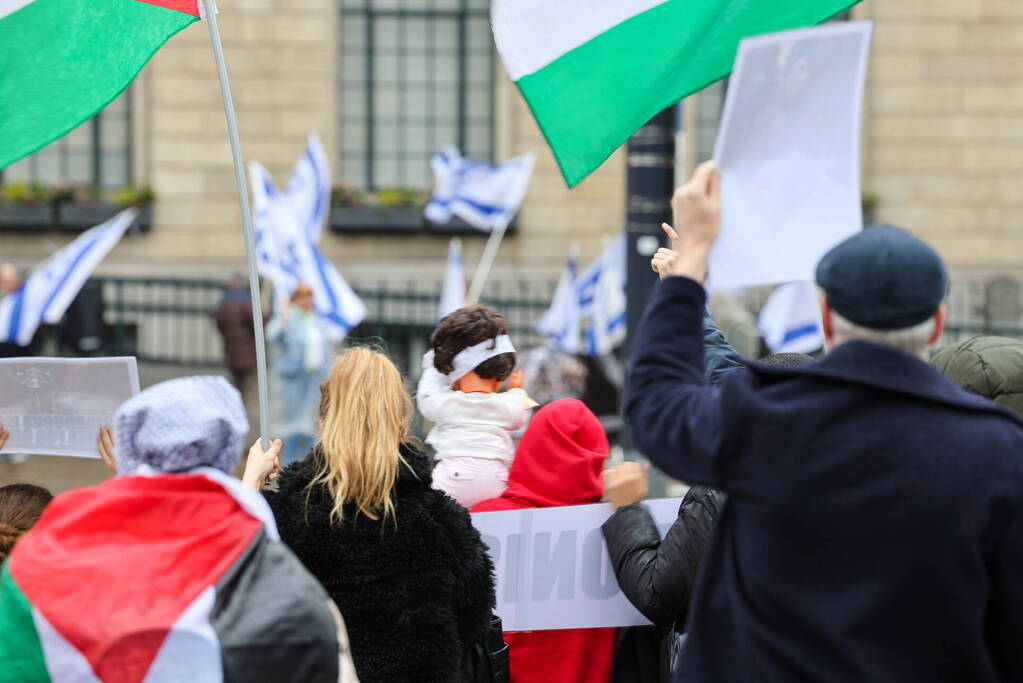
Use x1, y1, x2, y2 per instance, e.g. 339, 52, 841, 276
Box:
709, 22, 873, 291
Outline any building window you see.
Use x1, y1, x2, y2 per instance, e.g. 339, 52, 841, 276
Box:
340, 0, 495, 191
0, 90, 132, 191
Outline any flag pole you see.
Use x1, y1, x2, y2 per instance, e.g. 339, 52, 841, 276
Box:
467, 217, 509, 302
202, 0, 271, 450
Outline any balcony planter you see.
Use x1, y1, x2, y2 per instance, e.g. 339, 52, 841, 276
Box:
0, 202, 151, 233
0, 203, 57, 230
330, 207, 424, 234
59, 202, 152, 233
424, 215, 518, 237
330, 206, 518, 237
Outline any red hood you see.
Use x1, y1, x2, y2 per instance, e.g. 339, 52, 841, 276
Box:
472, 399, 608, 511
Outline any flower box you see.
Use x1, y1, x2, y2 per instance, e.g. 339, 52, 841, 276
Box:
330, 207, 424, 234
330, 207, 518, 237
0, 202, 151, 233
0, 203, 57, 230
59, 202, 151, 233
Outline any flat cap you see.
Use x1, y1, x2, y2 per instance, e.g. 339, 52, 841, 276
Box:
815, 225, 948, 330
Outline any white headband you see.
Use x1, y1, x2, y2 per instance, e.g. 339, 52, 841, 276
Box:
447, 335, 516, 383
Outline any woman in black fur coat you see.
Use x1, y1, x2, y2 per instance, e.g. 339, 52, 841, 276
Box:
246, 347, 495, 683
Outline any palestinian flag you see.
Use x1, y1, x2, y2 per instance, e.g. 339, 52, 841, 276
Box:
492, 0, 862, 187
0, 473, 340, 682
0, 0, 201, 169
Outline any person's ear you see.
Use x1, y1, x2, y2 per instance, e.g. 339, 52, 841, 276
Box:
928, 305, 947, 346
820, 297, 834, 344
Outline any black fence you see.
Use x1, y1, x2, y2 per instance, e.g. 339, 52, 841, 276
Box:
39, 276, 557, 377
35, 274, 1023, 372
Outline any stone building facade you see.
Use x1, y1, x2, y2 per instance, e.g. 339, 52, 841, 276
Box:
1, 0, 1021, 291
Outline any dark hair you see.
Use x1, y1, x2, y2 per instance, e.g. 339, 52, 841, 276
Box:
431, 305, 515, 381
0, 484, 53, 566
759, 352, 814, 367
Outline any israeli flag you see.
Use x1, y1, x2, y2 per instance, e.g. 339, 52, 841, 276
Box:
577, 237, 627, 357
424, 147, 535, 232
758, 281, 824, 354
438, 238, 467, 321
250, 157, 366, 342
284, 134, 331, 243
0, 209, 137, 347
536, 246, 582, 354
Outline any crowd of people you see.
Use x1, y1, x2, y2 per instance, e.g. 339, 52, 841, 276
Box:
2, 163, 1023, 682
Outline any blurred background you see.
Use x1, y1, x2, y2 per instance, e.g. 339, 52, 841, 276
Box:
2, 0, 1022, 490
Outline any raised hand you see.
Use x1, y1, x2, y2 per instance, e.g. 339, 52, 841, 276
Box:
602, 461, 650, 509
660, 161, 722, 283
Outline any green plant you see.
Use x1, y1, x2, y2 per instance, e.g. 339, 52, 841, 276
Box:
1, 181, 30, 204
0, 181, 53, 206
375, 186, 422, 210
331, 179, 366, 208
113, 184, 155, 208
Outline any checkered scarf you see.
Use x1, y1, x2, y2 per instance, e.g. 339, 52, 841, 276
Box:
114, 376, 249, 474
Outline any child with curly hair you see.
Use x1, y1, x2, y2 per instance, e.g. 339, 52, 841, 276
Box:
418, 305, 535, 508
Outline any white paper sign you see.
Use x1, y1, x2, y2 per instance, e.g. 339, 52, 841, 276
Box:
710, 22, 873, 290
472, 498, 683, 631
0, 357, 140, 458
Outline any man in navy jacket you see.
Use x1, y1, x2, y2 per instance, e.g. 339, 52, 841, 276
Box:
626, 162, 1023, 682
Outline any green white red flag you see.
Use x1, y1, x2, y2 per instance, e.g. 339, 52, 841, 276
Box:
0, 0, 201, 169
492, 0, 862, 187
0, 472, 338, 682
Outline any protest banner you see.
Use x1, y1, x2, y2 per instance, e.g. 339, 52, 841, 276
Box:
0, 357, 139, 458
472, 497, 683, 631
710, 22, 873, 290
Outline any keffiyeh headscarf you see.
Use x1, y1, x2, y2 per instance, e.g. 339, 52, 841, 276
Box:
114, 376, 250, 474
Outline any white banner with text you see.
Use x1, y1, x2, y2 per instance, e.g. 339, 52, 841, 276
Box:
472, 497, 683, 631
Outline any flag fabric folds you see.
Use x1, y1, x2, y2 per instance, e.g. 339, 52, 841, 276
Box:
536, 247, 582, 354
438, 238, 467, 321
0, 0, 200, 169
0, 209, 137, 347
491, 0, 861, 187
283, 133, 331, 243
578, 238, 627, 357
250, 137, 366, 342
0, 471, 339, 682
424, 147, 535, 233
758, 281, 824, 354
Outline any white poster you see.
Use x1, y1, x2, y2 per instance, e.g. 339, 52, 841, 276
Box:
472, 497, 683, 632
710, 22, 873, 290
0, 357, 140, 458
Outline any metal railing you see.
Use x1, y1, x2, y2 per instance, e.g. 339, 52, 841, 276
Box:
42, 276, 556, 375
38, 273, 1023, 371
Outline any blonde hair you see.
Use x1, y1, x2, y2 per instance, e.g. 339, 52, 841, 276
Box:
310, 347, 413, 523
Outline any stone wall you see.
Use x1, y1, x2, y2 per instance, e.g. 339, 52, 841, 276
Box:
6, 0, 1021, 281
857, 0, 1023, 268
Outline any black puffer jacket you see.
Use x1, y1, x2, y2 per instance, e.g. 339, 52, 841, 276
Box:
602, 486, 726, 678
264, 444, 495, 683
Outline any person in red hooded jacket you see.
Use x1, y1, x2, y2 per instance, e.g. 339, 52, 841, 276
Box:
472, 398, 615, 683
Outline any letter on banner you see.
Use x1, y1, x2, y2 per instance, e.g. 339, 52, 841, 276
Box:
472, 498, 682, 632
